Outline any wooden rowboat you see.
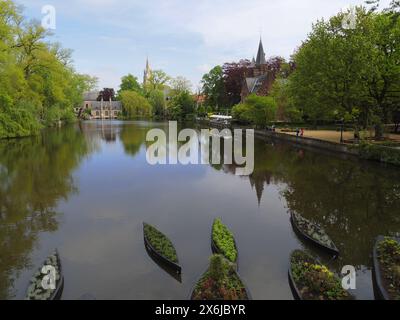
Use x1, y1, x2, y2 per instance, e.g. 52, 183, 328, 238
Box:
290, 212, 339, 256
372, 236, 400, 300
143, 223, 182, 274
26, 250, 64, 300
288, 250, 353, 300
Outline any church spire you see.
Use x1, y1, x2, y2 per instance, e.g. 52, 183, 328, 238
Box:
255, 38, 267, 65
143, 56, 151, 86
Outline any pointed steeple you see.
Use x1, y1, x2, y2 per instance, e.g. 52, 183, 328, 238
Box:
255, 38, 267, 65
143, 56, 151, 86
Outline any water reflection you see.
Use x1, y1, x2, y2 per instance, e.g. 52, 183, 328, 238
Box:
0, 126, 92, 299
1, 121, 400, 300
211, 138, 400, 273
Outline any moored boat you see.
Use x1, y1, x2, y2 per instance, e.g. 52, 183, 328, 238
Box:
288, 250, 353, 300
143, 222, 182, 274
372, 236, 400, 300
190, 254, 251, 300
290, 212, 339, 256
26, 250, 64, 300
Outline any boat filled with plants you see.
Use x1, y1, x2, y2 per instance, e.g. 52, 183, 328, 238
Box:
288, 250, 353, 300
143, 223, 181, 274
26, 250, 64, 300
372, 236, 400, 300
211, 218, 238, 265
290, 212, 339, 255
191, 254, 251, 300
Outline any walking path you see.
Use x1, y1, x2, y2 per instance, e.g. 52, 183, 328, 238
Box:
277, 129, 400, 144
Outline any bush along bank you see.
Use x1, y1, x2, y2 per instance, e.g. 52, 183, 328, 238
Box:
358, 142, 400, 166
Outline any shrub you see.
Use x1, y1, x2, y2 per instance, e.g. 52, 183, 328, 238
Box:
192, 254, 248, 300
144, 223, 178, 263
232, 94, 277, 128
377, 238, 400, 300
291, 250, 352, 300
120, 91, 152, 119
358, 142, 400, 166
212, 219, 237, 263
0, 99, 42, 139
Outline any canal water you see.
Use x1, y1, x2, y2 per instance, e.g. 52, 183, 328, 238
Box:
0, 121, 399, 300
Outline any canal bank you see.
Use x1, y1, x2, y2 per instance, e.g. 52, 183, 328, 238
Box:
200, 120, 400, 166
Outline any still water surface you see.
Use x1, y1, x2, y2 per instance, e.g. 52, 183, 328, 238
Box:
0, 121, 399, 300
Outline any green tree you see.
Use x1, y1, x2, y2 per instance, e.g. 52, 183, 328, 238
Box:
148, 89, 165, 118
120, 90, 152, 119
232, 94, 277, 128
0, 0, 95, 138
201, 66, 225, 110
270, 78, 302, 122
170, 76, 192, 94
117, 74, 142, 97
145, 69, 170, 91
168, 91, 195, 120
288, 5, 400, 137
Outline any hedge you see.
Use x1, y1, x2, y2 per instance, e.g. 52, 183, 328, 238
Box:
358, 142, 400, 166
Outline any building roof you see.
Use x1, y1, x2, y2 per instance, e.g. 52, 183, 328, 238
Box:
89, 101, 122, 110
245, 74, 268, 94
255, 39, 267, 65
245, 77, 258, 92
83, 91, 100, 101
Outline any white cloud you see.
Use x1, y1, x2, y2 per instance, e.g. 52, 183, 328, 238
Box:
17, 0, 393, 89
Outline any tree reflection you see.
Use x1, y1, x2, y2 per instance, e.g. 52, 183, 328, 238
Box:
211, 138, 400, 269
0, 126, 91, 299
119, 125, 146, 157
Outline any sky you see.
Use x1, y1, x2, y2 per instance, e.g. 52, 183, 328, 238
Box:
17, 0, 392, 90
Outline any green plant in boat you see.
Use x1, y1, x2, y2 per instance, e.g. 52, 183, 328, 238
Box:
377, 238, 400, 300
292, 212, 336, 250
192, 255, 248, 300
212, 218, 237, 263
144, 223, 178, 263
290, 250, 352, 300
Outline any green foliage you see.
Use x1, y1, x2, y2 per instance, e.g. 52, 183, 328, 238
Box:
119, 74, 141, 92
145, 69, 170, 91
168, 91, 195, 120
288, 5, 400, 136
148, 89, 165, 118
270, 78, 302, 122
291, 250, 352, 300
170, 76, 192, 94
120, 90, 152, 119
0, 100, 42, 139
192, 254, 248, 300
0, 0, 95, 139
201, 66, 226, 110
377, 237, 400, 300
358, 142, 400, 166
232, 94, 277, 128
212, 218, 237, 263
143, 223, 178, 263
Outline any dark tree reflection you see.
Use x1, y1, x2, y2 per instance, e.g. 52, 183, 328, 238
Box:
0, 126, 92, 299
